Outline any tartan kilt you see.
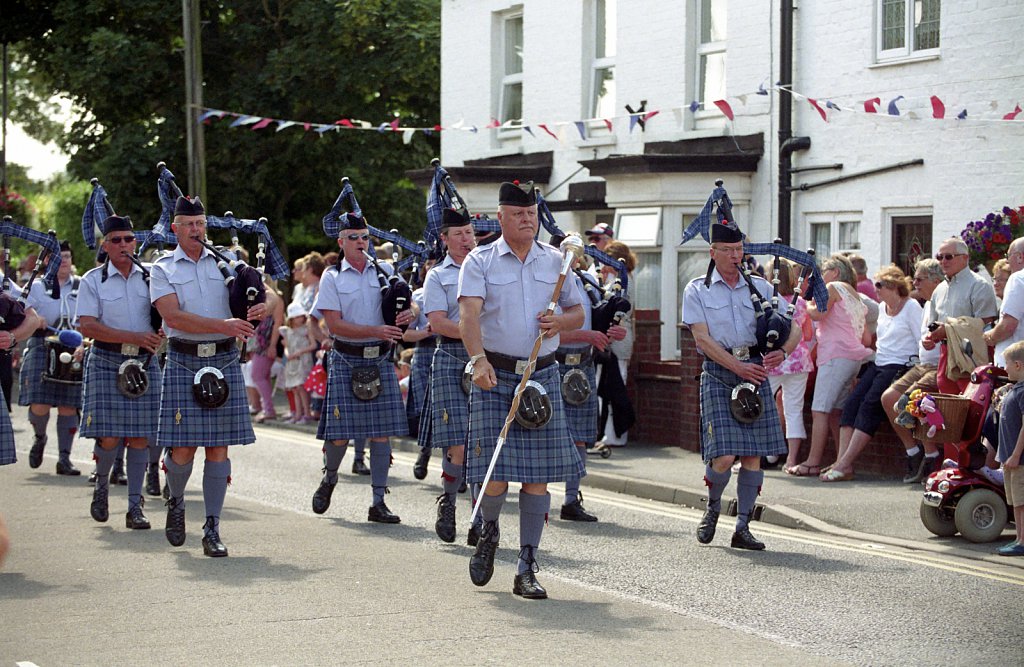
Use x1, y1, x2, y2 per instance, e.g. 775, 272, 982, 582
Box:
557, 356, 599, 444
466, 363, 584, 485
699, 359, 786, 462
157, 347, 254, 448
405, 344, 433, 422
0, 384, 15, 465
316, 349, 408, 441
422, 342, 470, 450
80, 347, 162, 440
18, 337, 83, 408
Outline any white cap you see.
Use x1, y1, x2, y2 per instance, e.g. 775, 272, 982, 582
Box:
286, 302, 306, 320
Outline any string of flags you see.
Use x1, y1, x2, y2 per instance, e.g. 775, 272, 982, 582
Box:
196, 82, 1022, 144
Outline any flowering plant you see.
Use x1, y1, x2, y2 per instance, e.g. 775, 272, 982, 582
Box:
960, 205, 1024, 268
0, 188, 34, 222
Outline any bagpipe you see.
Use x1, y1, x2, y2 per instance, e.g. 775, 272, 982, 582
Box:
152, 162, 290, 323
680, 179, 828, 357
535, 188, 631, 335
322, 177, 415, 328
82, 178, 164, 333
426, 159, 501, 250
1, 218, 62, 306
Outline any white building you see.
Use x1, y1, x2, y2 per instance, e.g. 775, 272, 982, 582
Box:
425, 0, 1024, 358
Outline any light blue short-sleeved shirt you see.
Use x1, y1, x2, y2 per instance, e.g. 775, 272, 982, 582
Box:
458, 237, 583, 358
423, 254, 462, 323
75, 263, 154, 333
560, 272, 593, 351
0, 272, 22, 298
149, 245, 232, 341
409, 287, 428, 332
313, 257, 404, 343
26, 276, 79, 328
682, 268, 772, 352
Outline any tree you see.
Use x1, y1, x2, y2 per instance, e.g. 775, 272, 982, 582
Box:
8, 0, 441, 266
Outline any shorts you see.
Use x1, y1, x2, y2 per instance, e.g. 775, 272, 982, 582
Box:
889, 363, 939, 396
839, 363, 907, 436
811, 357, 864, 412
1005, 466, 1024, 507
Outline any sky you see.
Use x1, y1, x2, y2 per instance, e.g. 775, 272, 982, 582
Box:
6, 122, 69, 181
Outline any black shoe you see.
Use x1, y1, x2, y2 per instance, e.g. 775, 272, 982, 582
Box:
368, 501, 401, 524
918, 455, 941, 485
109, 464, 128, 486
697, 507, 720, 544
902, 449, 926, 484
164, 497, 186, 547
312, 479, 337, 515
513, 571, 547, 600
90, 485, 109, 523
458, 478, 468, 494
125, 503, 151, 530
56, 459, 81, 476
351, 457, 370, 475
413, 448, 431, 480
28, 435, 46, 469
201, 519, 228, 557
469, 521, 499, 586
87, 469, 98, 484
560, 492, 598, 522
434, 494, 457, 543
467, 523, 481, 547
145, 463, 161, 497
731, 526, 766, 551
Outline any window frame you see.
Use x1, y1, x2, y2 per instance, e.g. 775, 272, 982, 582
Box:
498, 12, 524, 126
876, 0, 940, 63
693, 0, 727, 113
589, 0, 617, 122
806, 212, 863, 259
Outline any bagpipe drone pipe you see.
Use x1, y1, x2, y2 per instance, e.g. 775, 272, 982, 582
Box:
322, 177, 415, 329
426, 159, 501, 250
2, 220, 62, 307
679, 179, 828, 357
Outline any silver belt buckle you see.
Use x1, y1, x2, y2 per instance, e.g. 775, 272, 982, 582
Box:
515, 359, 529, 375
121, 343, 140, 356
732, 346, 750, 362
565, 353, 582, 366
363, 345, 380, 359
197, 342, 216, 358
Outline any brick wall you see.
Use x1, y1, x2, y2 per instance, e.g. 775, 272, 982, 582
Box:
629, 308, 917, 478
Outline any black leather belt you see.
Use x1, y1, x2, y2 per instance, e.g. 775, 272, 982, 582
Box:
169, 338, 235, 357
556, 346, 593, 366
485, 350, 555, 374
439, 335, 462, 345
333, 340, 391, 358
93, 340, 147, 356
32, 331, 47, 339
415, 336, 438, 348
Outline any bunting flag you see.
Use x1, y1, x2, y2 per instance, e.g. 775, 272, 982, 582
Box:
887, 96, 905, 116
808, 98, 828, 122
930, 95, 946, 119
538, 123, 559, 140
1004, 104, 1023, 121
712, 100, 734, 120
603, 118, 613, 131
864, 97, 881, 113
574, 121, 587, 140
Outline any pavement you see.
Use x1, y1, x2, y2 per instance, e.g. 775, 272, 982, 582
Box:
259, 393, 1018, 563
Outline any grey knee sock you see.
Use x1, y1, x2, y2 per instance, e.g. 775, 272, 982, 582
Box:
126, 447, 147, 510
202, 459, 231, 536
163, 453, 194, 502
148, 446, 162, 465
113, 442, 125, 468
564, 445, 586, 504
479, 489, 507, 538
322, 441, 347, 484
518, 491, 551, 575
469, 483, 484, 529
704, 464, 732, 512
56, 414, 77, 459
441, 456, 462, 500
735, 468, 764, 531
354, 438, 367, 458
93, 443, 117, 491
370, 439, 391, 504
28, 410, 49, 439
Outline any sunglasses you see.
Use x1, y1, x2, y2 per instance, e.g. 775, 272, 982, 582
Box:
107, 235, 136, 244
935, 253, 964, 261
874, 281, 887, 289
345, 233, 370, 241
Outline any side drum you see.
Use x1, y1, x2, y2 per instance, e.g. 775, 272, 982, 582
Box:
43, 336, 83, 385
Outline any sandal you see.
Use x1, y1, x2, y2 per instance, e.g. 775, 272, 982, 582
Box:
785, 463, 821, 477
820, 468, 855, 482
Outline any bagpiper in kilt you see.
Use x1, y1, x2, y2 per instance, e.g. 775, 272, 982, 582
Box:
553, 268, 627, 523
0, 289, 40, 466
148, 195, 267, 558
680, 213, 797, 552
310, 211, 414, 525
458, 181, 586, 600
22, 242, 85, 476
419, 209, 477, 543
77, 215, 167, 530
405, 285, 436, 480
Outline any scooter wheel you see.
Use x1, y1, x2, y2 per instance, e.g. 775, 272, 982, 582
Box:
954, 488, 1009, 543
600, 447, 612, 459
919, 501, 957, 537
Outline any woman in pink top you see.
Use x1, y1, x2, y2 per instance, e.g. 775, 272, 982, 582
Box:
786, 254, 872, 476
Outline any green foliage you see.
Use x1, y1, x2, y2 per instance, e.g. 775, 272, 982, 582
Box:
30, 180, 93, 274
8, 0, 441, 269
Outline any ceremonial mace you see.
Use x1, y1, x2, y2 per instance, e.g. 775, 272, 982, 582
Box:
469, 234, 586, 525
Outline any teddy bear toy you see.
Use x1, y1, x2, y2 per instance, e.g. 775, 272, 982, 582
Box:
916, 394, 946, 438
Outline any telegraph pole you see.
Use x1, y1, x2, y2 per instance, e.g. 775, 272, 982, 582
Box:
2, 43, 8, 192
182, 0, 206, 201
